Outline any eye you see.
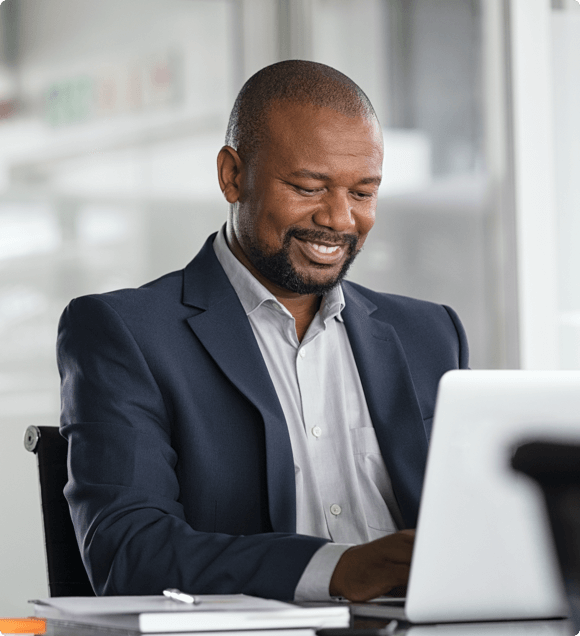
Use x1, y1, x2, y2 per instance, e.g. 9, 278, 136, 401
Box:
352, 190, 375, 200
294, 185, 322, 196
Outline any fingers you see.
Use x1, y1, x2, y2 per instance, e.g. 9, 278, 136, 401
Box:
329, 530, 415, 602
375, 531, 414, 562
345, 561, 411, 603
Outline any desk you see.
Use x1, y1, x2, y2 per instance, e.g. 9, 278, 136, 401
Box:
35, 617, 575, 636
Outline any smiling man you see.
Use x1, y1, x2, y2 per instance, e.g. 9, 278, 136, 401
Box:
219, 95, 381, 341
58, 61, 469, 602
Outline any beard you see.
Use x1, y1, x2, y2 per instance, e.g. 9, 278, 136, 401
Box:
244, 226, 360, 295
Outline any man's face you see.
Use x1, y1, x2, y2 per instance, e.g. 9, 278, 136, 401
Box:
228, 101, 383, 297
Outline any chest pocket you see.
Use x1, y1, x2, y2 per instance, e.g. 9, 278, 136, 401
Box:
349, 427, 401, 533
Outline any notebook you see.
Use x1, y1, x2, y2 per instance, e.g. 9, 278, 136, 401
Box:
354, 370, 580, 624
31, 594, 349, 632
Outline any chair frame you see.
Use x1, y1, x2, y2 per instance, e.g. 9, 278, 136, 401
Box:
25, 425, 95, 597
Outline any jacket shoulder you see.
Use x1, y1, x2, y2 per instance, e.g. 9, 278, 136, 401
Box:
343, 280, 469, 368
344, 280, 450, 320
68, 269, 184, 315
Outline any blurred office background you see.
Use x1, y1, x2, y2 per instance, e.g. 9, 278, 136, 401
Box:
0, 0, 578, 616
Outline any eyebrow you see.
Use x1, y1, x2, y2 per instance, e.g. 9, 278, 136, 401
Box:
289, 169, 330, 181
289, 169, 382, 186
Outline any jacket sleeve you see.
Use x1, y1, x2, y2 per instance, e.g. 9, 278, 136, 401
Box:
57, 295, 327, 600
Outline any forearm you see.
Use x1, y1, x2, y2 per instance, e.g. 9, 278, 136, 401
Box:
69, 478, 325, 598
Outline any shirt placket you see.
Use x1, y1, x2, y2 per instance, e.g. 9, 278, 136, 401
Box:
295, 325, 368, 543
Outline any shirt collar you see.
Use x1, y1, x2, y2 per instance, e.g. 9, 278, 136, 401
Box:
213, 225, 345, 323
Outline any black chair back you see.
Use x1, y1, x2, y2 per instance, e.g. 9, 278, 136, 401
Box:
512, 441, 580, 632
25, 425, 95, 597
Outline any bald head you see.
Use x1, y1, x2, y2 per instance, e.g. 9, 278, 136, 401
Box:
225, 60, 379, 165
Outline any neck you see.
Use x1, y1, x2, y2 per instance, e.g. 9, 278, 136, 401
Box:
235, 260, 322, 339
225, 225, 323, 341
278, 294, 321, 342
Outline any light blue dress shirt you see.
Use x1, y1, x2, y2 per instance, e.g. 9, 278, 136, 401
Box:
213, 228, 404, 600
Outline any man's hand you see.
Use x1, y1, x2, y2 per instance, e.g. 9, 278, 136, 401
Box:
329, 529, 415, 602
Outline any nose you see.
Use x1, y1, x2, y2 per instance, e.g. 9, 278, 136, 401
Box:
312, 189, 356, 233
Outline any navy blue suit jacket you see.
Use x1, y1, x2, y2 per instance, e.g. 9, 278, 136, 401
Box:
58, 233, 469, 599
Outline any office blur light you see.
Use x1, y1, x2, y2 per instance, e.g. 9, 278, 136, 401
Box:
0, 204, 60, 260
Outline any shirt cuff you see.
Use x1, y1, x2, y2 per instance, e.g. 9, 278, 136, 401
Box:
293, 543, 352, 601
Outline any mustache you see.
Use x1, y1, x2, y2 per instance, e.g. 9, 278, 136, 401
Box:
285, 227, 358, 251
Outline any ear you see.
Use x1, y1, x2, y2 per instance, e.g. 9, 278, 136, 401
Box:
217, 146, 244, 204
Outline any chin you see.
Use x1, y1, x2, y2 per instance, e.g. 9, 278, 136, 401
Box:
298, 270, 339, 285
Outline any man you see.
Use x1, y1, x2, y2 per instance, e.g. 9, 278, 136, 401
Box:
58, 61, 469, 602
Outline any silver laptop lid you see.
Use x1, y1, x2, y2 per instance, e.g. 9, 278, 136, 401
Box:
404, 619, 573, 636
406, 370, 580, 623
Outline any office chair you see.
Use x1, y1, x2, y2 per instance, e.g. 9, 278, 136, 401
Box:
512, 441, 580, 632
24, 425, 95, 597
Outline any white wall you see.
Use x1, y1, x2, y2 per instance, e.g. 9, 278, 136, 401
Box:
552, 12, 580, 368
509, 0, 560, 369
508, 0, 580, 369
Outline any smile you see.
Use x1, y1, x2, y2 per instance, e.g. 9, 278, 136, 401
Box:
307, 242, 341, 255
293, 236, 348, 266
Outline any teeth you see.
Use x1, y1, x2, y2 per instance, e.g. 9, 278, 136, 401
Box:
308, 242, 340, 254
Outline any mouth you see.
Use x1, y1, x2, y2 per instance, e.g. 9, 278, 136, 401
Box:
294, 237, 347, 265
307, 241, 341, 255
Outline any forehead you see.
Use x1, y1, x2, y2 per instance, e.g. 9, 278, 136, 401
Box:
260, 101, 383, 169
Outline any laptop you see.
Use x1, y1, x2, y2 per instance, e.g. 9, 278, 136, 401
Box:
353, 370, 580, 624
400, 618, 573, 636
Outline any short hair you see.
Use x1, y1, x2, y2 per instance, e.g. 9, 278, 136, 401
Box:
225, 60, 378, 165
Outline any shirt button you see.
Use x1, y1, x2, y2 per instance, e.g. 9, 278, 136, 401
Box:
330, 504, 342, 516
311, 426, 322, 438
299, 348, 307, 358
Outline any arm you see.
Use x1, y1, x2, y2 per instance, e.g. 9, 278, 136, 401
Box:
58, 295, 327, 599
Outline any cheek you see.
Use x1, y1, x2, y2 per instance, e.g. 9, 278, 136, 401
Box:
250, 207, 294, 253
262, 196, 305, 234
240, 191, 279, 237
355, 208, 376, 240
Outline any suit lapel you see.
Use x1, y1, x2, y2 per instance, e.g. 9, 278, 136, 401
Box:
342, 284, 428, 528
181, 237, 428, 530
182, 236, 296, 532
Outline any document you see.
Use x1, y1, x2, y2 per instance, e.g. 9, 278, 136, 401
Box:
31, 594, 350, 632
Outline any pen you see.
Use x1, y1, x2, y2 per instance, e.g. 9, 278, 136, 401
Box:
316, 620, 399, 636
163, 588, 200, 605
